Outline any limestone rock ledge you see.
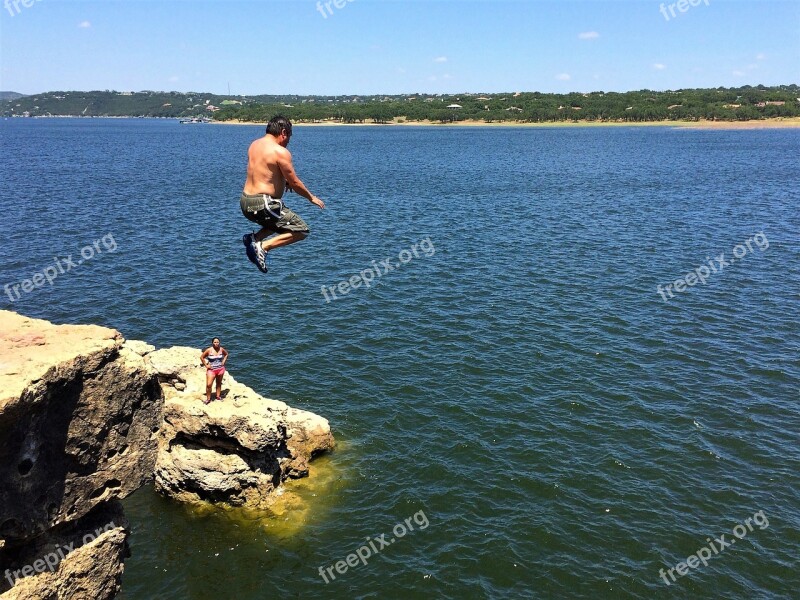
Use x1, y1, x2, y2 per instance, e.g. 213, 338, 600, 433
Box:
0, 311, 334, 598
0, 312, 163, 545
0, 502, 129, 599
150, 347, 335, 510
0, 311, 162, 599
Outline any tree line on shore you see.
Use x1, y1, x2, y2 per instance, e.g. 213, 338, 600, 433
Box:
3, 85, 798, 123
218, 86, 800, 124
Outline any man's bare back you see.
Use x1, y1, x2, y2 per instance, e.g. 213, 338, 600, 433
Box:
243, 136, 289, 198
242, 126, 323, 209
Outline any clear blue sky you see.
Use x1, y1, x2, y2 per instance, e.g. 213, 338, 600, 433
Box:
1, 0, 798, 95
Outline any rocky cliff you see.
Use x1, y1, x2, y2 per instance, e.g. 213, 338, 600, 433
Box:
150, 346, 334, 509
0, 311, 334, 599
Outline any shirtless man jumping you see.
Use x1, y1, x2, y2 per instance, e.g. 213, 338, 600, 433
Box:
241, 115, 325, 273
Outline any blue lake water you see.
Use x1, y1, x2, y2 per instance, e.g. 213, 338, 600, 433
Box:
1, 118, 798, 599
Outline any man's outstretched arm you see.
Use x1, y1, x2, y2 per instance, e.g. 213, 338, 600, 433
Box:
278, 150, 325, 209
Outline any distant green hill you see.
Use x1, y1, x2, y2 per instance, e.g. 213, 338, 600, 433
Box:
0, 91, 26, 102
3, 86, 799, 123
2, 91, 230, 118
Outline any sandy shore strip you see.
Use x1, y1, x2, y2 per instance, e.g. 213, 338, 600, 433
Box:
215, 117, 800, 129
678, 117, 800, 129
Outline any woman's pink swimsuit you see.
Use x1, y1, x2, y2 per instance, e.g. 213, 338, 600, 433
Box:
207, 351, 225, 377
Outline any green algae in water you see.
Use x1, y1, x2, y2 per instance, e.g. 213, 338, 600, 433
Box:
171, 450, 347, 537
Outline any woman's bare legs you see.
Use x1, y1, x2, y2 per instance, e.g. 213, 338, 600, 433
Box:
205, 370, 215, 404
214, 372, 224, 401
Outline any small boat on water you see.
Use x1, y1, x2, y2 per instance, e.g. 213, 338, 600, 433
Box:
179, 117, 211, 124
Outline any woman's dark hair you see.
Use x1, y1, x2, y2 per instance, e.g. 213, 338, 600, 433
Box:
212, 337, 220, 344
267, 116, 292, 138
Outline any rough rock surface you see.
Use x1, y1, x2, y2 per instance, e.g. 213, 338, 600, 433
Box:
0, 311, 163, 545
151, 347, 334, 509
0, 501, 128, 599
0, 312, 335, 597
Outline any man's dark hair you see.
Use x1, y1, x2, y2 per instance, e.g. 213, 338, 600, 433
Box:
267, 116, 292, 138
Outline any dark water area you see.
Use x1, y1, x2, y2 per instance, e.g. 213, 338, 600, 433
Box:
1, 118, 798, 599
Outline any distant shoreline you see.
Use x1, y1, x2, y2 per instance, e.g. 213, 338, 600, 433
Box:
217, 117, 800, 130
5, 115, 799, 130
